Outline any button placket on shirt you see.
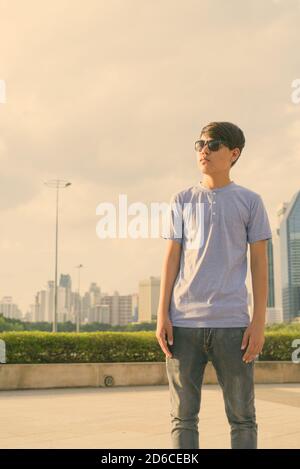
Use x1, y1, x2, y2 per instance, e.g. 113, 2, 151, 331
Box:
203, 189, 217, 225
208, 191, 216, 222
212, 191, 216, 215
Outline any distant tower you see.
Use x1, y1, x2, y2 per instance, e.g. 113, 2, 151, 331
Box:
278, 192, 300, 322
267, 239, 275, 308
138, 276, 160, 322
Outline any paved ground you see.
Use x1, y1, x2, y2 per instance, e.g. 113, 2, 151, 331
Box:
0, 384, 299, 449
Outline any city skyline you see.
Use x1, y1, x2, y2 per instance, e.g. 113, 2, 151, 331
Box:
0, 190, 295, 315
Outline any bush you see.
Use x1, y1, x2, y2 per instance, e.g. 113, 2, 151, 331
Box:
261, 323, 300, 361
0, 325, 299, 364
0, 331, 163, 364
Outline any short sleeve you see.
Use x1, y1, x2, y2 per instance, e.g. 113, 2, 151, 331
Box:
161, 192, 183, 244
247, 195, 272, 244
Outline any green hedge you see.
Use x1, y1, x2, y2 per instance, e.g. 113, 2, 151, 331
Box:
0, 328, 299, 363
0, 331, 163, 364
258, 329, 300, 361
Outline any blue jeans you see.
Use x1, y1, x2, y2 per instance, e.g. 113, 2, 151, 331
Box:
165, 326, 258, 449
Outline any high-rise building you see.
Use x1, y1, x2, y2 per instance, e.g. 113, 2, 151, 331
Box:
0, 296, 22, 320
118, 294, 133, 325
83, 282, 101, 324
278, 192, 300, 322
89, 282, 101, 305
265, 227, 283, 324
138, 276, 160, 323
34, 276, 74, 324
272, 226, 283, 317
98, 291, 133, 326
88, 303, 110, 324
35, 290, 47, 322
266, 308, 282, 325
131, 293, 139, 322
57, 286, 68, 322
47, 281, 54, 323
267, 239, 275, 308
59, 274, 72, 319
59, 274, 72, 289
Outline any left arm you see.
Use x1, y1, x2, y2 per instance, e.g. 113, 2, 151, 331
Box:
241, 239, 269, 363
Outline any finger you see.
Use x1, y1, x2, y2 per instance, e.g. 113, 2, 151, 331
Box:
245, 358, 254, 363
243, 349, 259, 363
241, 333, 249, 350
159, 336, 173, 358
167, 333, 173, 346
243, 356, 255, 363
243, 346, 256, 362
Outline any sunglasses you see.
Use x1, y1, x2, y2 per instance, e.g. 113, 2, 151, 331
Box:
195, 139, 228, 152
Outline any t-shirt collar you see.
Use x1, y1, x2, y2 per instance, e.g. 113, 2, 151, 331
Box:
198, 180, 235, 193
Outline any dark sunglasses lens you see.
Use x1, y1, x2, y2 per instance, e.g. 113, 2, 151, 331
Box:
195, 139, 222, 151
195, 140, 204, 151
208, 140, 221, 151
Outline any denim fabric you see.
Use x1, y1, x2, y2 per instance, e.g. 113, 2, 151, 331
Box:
165, 326, 258, 449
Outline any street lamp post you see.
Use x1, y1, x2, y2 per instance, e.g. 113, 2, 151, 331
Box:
44, 179, 72, 333
75, 264, 83, 333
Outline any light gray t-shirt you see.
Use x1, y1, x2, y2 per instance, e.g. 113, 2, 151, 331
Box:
161, 180, 272, 327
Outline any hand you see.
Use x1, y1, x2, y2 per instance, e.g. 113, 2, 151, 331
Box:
156, 316, 173, 358
241, 320, 265, 363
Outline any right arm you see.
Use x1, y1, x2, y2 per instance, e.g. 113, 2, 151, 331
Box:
156, 239, 182, 358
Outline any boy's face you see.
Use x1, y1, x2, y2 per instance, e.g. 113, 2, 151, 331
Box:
196, 133, 239, 175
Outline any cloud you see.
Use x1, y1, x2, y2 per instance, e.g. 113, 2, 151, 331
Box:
0, 0, 299, 312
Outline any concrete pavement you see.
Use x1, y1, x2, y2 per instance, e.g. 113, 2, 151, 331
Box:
0, 384, 299, 449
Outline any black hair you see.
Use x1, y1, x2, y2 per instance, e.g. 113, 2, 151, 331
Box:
200, 121, 246, 167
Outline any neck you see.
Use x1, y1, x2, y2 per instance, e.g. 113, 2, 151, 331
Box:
201, 174, 233, 190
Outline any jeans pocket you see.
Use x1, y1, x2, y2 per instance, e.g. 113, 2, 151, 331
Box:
228, 327, 247, 349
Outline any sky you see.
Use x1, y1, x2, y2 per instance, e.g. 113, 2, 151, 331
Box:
0, 0, 300, 313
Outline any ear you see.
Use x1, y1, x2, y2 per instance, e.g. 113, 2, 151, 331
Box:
232, 149, 240, 162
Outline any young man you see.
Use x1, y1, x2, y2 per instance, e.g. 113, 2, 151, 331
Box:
156, 121, 272, 449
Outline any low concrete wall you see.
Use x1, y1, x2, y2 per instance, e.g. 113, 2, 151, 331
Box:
0, 361, 299, 391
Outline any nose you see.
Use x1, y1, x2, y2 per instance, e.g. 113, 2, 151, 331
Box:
200, 149, 210, 161
200, 143, 210, 156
